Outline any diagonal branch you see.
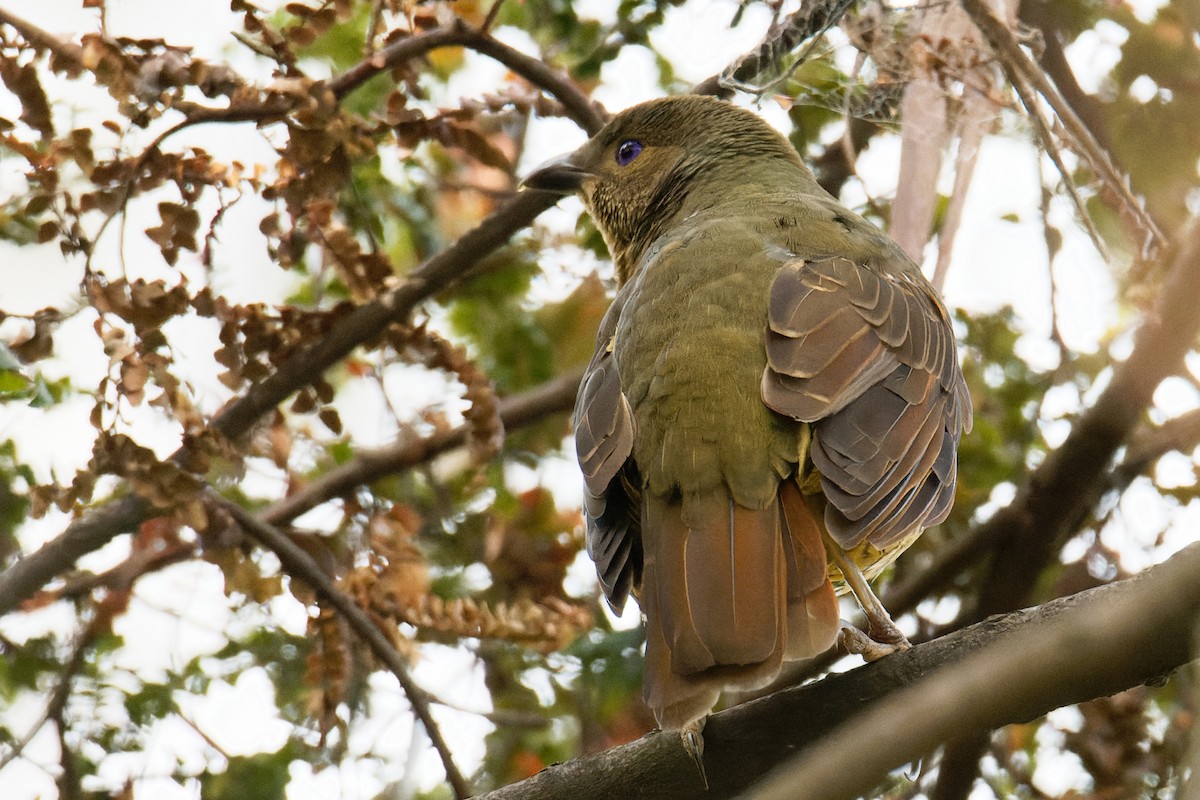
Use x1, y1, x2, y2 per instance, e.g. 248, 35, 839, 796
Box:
750, 540, 1200, 800
959, 0, 1165, 254
212, 493, 473, 799
471, 542, 1200, 800
0, 189, 558, 617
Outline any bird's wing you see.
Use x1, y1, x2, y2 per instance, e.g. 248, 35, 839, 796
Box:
761, 256, 973, 550
574, 286, 641, 610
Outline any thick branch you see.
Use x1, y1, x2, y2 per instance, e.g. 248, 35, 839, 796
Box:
474, 542, 1200, 800
261, 368, 582, 526
750, 542, 1200, 800
0, 496, 147, 616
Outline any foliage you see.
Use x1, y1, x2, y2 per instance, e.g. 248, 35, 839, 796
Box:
0, 1, 1198, 799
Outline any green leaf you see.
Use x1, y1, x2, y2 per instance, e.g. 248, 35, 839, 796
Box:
201, 744, 297, 800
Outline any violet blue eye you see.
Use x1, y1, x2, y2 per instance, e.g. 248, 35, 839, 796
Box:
615, 139, 643, 166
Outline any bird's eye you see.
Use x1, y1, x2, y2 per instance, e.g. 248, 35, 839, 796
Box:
615, 140, 643, 166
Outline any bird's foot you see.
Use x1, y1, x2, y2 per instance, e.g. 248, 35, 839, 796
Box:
839, 623, 910, 662
681, 719, 709, 790
865, 612, 911, 650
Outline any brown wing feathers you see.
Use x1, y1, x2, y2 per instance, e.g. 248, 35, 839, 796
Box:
574, 296, 640, 609
763, 257, 969, 551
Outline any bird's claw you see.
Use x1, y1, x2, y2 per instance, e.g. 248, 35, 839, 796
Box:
681, 721, 709, 790
839, 623, 911, 662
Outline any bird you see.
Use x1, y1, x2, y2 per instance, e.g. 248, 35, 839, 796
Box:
523, 95, 972, 777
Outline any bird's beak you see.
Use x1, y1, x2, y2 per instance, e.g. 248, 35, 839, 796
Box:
522, 153, 593, 194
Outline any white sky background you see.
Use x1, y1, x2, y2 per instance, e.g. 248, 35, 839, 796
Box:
0, 0, 1195, 798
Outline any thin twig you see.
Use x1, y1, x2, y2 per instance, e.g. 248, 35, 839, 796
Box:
960, 0, 1164, 255
261, 367, 582, 526
213, 493, 473, 799
1009, 54, 1110, 264
0, 627, 90, 772
328, 19, 605, 134
1039, 166, 1072, 368
481, 0, 506, 33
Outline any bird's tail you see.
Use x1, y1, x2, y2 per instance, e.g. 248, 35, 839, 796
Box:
641, 481, 839, 731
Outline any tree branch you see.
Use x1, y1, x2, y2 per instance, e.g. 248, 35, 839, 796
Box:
212, 493, 473, 799
472, 542, 1200, 800
0, 496, 148, 616
749, 542, 1200, 800
0, 8, 85, 67
261, 368, 582, 527
329, 20, 606, 135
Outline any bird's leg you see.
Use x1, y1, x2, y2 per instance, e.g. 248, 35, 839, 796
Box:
681, 718, 709, 789
824, 537, 910, 660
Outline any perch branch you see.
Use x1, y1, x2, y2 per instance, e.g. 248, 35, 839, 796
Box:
750, 541, 1200, 800
471, 542, 1200, 800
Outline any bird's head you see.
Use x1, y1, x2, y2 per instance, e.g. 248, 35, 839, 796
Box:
524, 95, 807, 283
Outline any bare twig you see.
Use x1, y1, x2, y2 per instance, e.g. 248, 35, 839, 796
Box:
960, 0, 1165, 255
213, 493, 473, 799
262, 367, 582, 526
329, 19, 606, 135
1009, 53, 1110, 264
0, 626, 90, 772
